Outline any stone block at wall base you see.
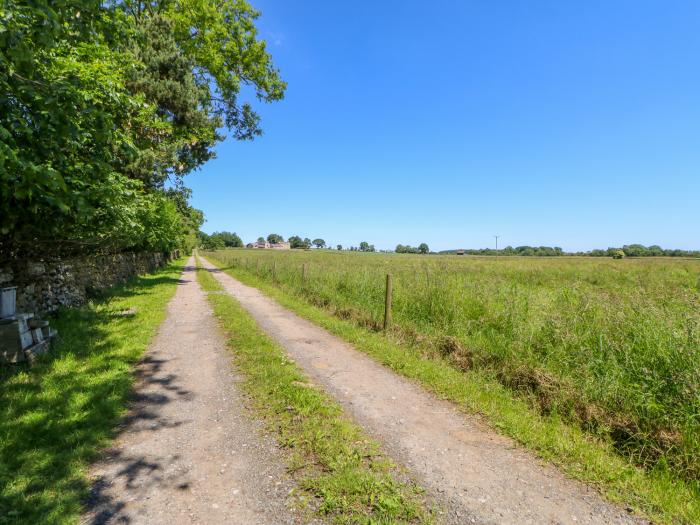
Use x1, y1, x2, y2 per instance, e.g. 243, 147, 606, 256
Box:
0, 320, 25, 363
25, 340, 50, 363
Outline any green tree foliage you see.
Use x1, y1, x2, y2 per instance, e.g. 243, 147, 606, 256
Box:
164, 187, 204, 252
165, 0, 285, 138
198, 231, 225, 250
209, 231, 243, 248
312, 238, 326, 249
124, 15, 219, 188
337, 244, 342, 250
267, 234, 284, 244
198, 230, 242, 250
0, 0, 284, 259
288, 235, 316, 249
396, 244, 428, 254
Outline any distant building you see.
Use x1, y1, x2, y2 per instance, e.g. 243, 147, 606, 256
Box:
249, 240, 290, 250
456, 249, 465, 255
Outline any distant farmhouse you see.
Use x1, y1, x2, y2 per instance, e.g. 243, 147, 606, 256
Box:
246, 240, 291, 250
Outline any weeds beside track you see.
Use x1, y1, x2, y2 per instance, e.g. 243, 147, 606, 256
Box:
203, 249, 700, 524
196, 257, 432, 524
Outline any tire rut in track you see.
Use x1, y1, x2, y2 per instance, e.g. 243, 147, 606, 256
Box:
83, 258, 318, 525
199, 256, 649, 525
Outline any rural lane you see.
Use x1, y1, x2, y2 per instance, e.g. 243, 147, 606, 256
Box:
82, 258, 315, 525
200, 256, 648, 525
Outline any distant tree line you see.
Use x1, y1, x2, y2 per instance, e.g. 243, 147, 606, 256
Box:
242, 234, 379, 252
198, 232, 324, 250
344, 242, 375, 252
198, 231, 243, 250
439, 244, 700, 258
395, 243, 430, 254
199, 234, 698, 259
582, 244, 700, 258
441, 246, 564, 256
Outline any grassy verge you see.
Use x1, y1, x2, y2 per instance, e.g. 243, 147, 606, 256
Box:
202, 250, 700, 484
0, 259, 185, 525
195, 257, 431, 524
204, 254, 700, 525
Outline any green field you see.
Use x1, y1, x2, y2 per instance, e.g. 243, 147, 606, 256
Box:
203, 250, 700, 487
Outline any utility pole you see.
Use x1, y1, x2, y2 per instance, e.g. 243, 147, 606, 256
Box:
494, 235, 500, 255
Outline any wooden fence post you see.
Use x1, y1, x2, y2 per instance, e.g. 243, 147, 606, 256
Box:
256, 259, 260, 274
384, 273, 393, 330
272, 260, 277, 280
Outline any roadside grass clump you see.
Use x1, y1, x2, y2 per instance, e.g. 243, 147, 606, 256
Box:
203, 249, 700, 524
0, 259, 185, 525
195, 258, 431, 524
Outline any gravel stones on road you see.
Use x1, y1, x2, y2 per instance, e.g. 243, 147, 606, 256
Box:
82, 259, 320, 525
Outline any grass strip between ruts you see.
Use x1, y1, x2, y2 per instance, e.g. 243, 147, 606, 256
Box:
0, 258, 186, 525
203, 254, 700, 525
195, 257, 432, 524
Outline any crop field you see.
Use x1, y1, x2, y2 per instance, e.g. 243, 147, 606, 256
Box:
203, 249, 700, 487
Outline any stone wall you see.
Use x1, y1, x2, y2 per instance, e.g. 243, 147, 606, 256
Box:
0, 251, 179, 314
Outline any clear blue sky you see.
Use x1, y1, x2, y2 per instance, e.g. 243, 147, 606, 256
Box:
190, 0, 700, 252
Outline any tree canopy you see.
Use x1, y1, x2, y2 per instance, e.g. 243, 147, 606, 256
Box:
287, 235, 310, 249
0, 0, 284, 260
213, 231, 243, 247
396, 244, 428, 254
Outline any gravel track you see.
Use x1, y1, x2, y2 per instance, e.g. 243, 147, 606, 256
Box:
200, 256, 649, 525
82, 259, 316, 525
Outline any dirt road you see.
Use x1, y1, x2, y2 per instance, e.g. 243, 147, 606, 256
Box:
200, 257, 647, 525
82, 259, 313, 525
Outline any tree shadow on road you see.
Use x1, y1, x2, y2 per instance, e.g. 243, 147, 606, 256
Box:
0, 261, 189, 524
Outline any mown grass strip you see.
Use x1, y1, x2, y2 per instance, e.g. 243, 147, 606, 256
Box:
204, 254, 700, 525
195, 258, 432, 525
0, 259, 186, 525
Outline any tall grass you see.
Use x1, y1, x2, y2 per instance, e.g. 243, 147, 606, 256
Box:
203, 249, 700, 486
